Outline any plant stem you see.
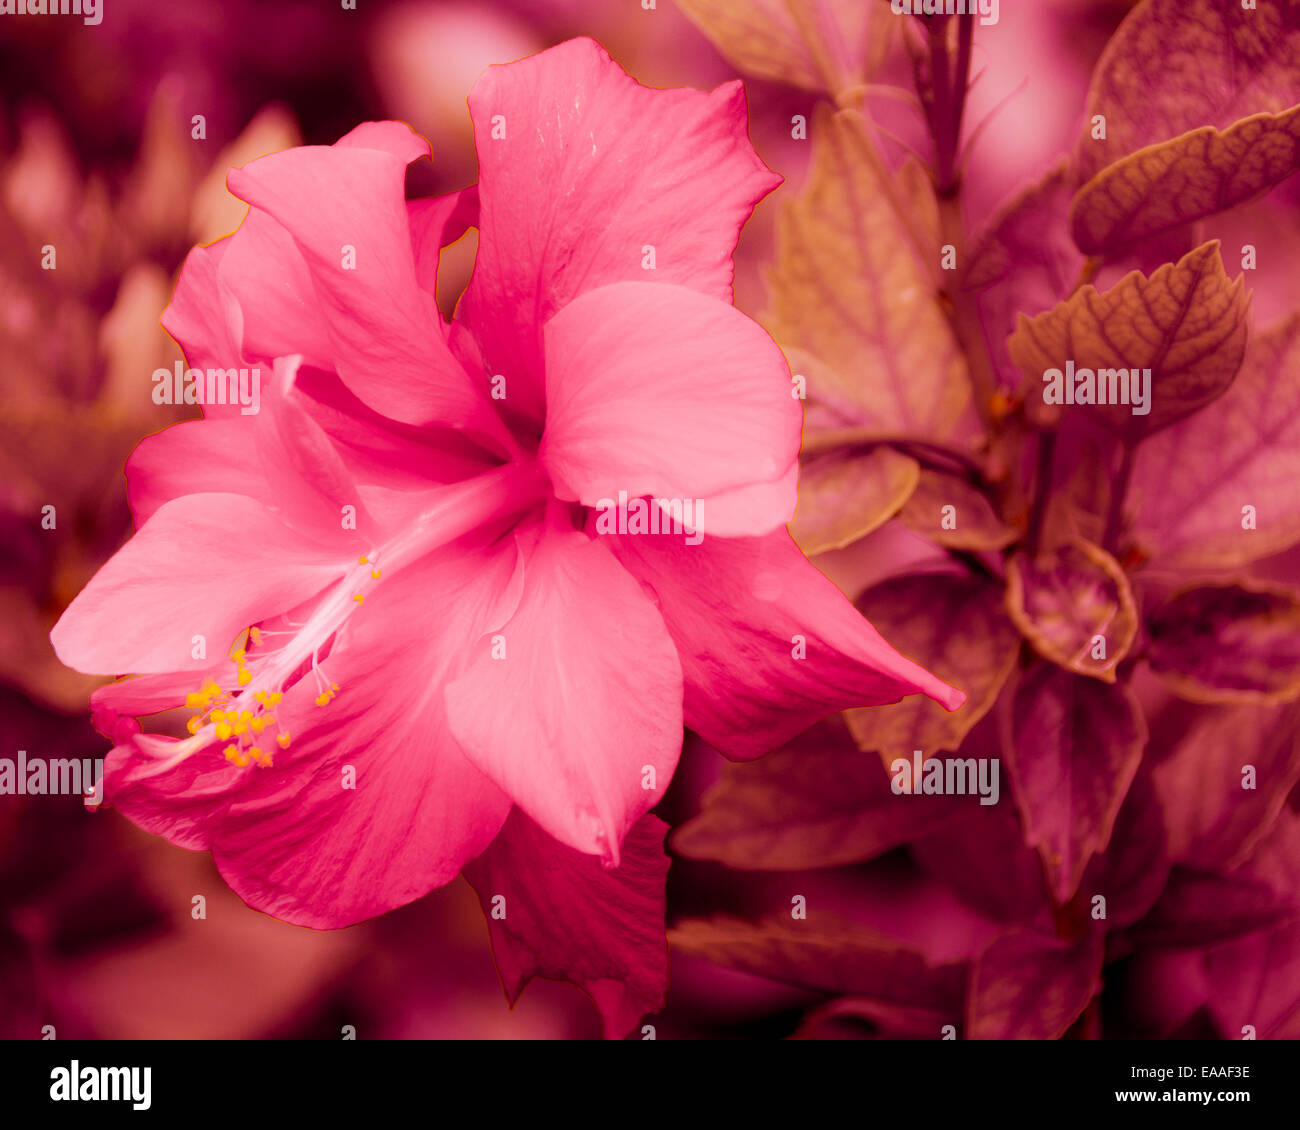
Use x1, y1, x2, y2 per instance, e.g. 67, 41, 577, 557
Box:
928, 24, 955, 192
800, 429, 985, 479
1070, 255, 1101, 297
926, 19, 998, 432
1024, 430, 1057, 559
1102, 443, 1135, 554
951, 16, 974, 177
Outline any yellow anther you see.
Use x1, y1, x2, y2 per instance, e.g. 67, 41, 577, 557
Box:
331, 682, 339, 692
353, 593, 364, 604
250, 627, 262, 645
315, 693, 330, 707
233, 722, 248, 736
237, 668, 252, 685
371, 568, 381, 578
251, 718, 267, 733
269, 692, 283, 705
215, 722, 233, 741
211, 709, 225, 722
233, 648, 246, 663
185, 692, 202, 709
359, 555, 368, 564
186, 716, 202, 734
239, 710, 253, 723
277, 733, 291, 748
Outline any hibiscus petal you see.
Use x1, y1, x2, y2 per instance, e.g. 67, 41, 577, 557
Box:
251, 357, 378, 540
463, 809, 669, 1039
541, 281, 799, 524
207, 207, 334, 372
227, 122, 488, 430
104, 537, 523, 927
608, 528, 967, 760
92, 666, 233, 723
51, 493, 347, 675
127, 418, 263, 526
289, 364, 504, 492
408, 187, 478, 298
127, 357, 374, 545
685, 461, 800, 538
162, 239, 253, 395
444, 519, 684, 861
461, 36, 781, 420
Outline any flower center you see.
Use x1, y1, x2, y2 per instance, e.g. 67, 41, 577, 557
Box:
163, 460, 547, 772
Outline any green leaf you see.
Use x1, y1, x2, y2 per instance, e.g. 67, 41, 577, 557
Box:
791, 447, 919, 557
1152, 700, 1300, 868
670, 914, 966, 1011
1147, 584, 1300, 703
675, 0, 881, 96
967, 928, 1103, 1041
1006, 538, 1138, 682
898, 468, 1018, 551
768, 105, 973, 445
1007, 241, 1249, 440
1003, 663, 1147, 903
1131, 314, 1300, 570
1073, 110, 1300, 255
848, 572, 1018, 761
672, 718, 965, 870
1072, 0, 1300, 251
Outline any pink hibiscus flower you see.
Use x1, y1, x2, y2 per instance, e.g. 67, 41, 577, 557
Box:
52, 38, 963, 933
